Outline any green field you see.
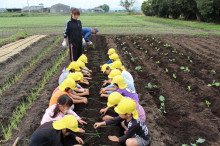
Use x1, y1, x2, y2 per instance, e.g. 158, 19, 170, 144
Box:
0, 13, 219, 39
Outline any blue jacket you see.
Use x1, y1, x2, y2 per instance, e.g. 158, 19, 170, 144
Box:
82, 27, 92, 42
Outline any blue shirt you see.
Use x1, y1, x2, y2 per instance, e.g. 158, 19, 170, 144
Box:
106, 59, 113, 64
82, 27, 92, 42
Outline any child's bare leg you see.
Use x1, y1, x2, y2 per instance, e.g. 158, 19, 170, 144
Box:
100, 93, 109, 98
125, 138, 138, 146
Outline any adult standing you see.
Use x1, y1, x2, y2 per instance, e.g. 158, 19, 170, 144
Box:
62, 8, 82, 61
82, 27, 98, 51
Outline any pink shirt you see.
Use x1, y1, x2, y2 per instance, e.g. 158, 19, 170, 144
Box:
136, 102, 146, 123
40, 104, 80, 125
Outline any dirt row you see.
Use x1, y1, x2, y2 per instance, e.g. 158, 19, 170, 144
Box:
0, 36, 65, 138
0, 35, 58, 87
113, 35, 220, 145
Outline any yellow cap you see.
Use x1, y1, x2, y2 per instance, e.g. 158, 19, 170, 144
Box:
78, 54, 88, 63
114, 98, 138, 119
110, 61, 126, 71
59, 78, 76, 91
107, 48, 116, 55
109, 53, 120, 61
74, 72, 84, 82
53, 115, 79, 132
66, 62, 81, 71
101, 64, 110, 73
67, 73, 81, 82
107, 92, 126, 107
112, 75, 127, 89
108, 69, 122, 79
77, 61, 86, 69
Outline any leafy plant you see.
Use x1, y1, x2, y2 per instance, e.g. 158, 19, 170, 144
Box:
155, 61, 160, 64
211, 69, 216, 74
173, 74, 177, 79
133, 41, 137, 45
162, 52, 168, 56
139, 47, 143, 50
163, 43, 170, 47
150, 43, 154, 47
145, 39, 149, 42
182, 138, 206, 146
165, 68, 169, 73
158, 95, 166, 114
155, 47, 160, 51
145, 83, 157, 89
135, 66, 142, 72
186, 56, 193, 63
122, 47, 127, 51
172, 49, 178, 53
145, 50, 148, 54
179, 52, 184, 55
121, 42, 126, 45
131, 57, 138, 62
117, 38, 121, 41
169, 58, 176, 62
205, 100, 211, 107
187, 86, 192, 91
207, 80, 220, 87
124, 51, 129, 55
180, 66, 190, 72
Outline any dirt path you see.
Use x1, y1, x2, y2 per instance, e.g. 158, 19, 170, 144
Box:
0, 35, 46, 63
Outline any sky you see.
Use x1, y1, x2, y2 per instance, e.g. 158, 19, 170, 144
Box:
0, 0, 145, 10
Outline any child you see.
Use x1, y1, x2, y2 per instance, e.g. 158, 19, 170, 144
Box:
50, 78, 88, 106
111, 61, 134, 84
109, 53, 120, 62
94, 98, 151, 146
30, 115, 85, 145
41, 94, 87, 125
106, 48, 115, 64
100, 92, 146, 123
77, 54, 92, 75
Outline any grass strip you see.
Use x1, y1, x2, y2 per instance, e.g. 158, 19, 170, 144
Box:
0, 46, 69, 141
0, 32, 29, 45
0, 36, 62, 96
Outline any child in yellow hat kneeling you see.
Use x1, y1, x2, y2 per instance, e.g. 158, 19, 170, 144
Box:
94, 98, 151, 146
30, 115, 85, 145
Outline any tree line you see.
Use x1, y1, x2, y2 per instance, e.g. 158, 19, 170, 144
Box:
141, 0, 220, 23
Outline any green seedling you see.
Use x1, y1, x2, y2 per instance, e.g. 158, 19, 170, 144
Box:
158, 95, 166, 114
162, 52, 168, 56
150, 56, 154, 59
117, 38, 121, 41
135, 66, 142, 72
211, 69, 216, 74
133, 41, 137, 45
205, 100, 211, 107
155, 61, 160, 64
207, 80, 220, 87
124, 51, 129, 55
186, 56, 193, 63
121, 42, 126, 45
91, 44, 95, 49
139, 47, 143, 50
187, 86, 192, 91
182, 138, 205, 146
145, 39, 149, 42
163, 43, 170, 47
169, 58, 176, 62
155, 47, 160, 51
158, 41, 161, 44
145, 83, 157, 89
145, 50, 148, 54
180, 66, 190, 72
126, 36, 130, 39
179, 52, 184, 55
137, 44, 140, 47
128, 52, 132, 56
172, 49, 178, 53
122, 47, 126, 51
131, 57, 138, 62
173, 74, 177, 79
150, 43, 154, 47
165, 68, 169, 73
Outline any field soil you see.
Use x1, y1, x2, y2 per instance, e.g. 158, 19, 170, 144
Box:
1, 34, 220, 146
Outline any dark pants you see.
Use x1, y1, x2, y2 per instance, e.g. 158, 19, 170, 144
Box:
69, 42, 82, 61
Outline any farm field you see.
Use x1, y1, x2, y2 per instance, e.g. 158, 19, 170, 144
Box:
0, 13, 219, 146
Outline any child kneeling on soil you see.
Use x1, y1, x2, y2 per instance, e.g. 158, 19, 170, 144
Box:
100, 92, 146, 123
59, 61, 90, 86
54, 72, 89, 97
77, 54, 92, 76
94, 98, 151, 146
30, 115, 85, 146
41, 94, 87, 125
50, 78, 88, 107
100, 69, 135, 96
99, 48, 115, 69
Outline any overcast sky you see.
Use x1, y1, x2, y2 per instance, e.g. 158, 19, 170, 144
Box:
0, 0, 145, 10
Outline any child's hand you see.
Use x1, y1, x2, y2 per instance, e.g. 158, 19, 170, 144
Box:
82, 98, 88, 104
100, 108, 108, 114
108, 136, 119, 142
84, 89, 89, 95
75, 136, 84, 144
94, 122, 103, 129
102, 115, 113, 121
78, 128, 85, 133
78, 119, 87, 125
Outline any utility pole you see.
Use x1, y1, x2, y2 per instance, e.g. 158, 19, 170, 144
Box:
27, 0, 30, 16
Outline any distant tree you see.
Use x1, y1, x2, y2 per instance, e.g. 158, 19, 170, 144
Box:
141, 0, 154, 16
120, 0, 137, 14
168, 0, 181, 19
98, 4, 110, 12
178, 0, 198, 20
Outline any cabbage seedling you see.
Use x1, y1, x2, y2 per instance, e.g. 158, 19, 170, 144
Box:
180, 66, 190, 72
121, 42, 126, 45
135, 66, 142, 72
155, 47, 160, 51
179, 52, 184, 55
186, 56, 193, 63
172, 49, 178, 53
173, 74, 177, 79
163, 43, 170, 47
165, 68, 169, 73
145, 39, 149, 42
155, 61, 160, 64
145, 83, 157, 89
131, 57, 138, 62
211, 69, 216, 74
122, 47, 126, 51
182, 138, 205, 146
187, 86, 192, 91
133, 42, 137, 45
150, 43, 154, 47
124, 51, 129, 55
169, 58, 176, 62
162, 52, 168, 56
145, 50, 148, 54
205, 100, 211, 107
117, 38, 121, 41
158, 95, 166, 114
139, 47, 143, 50
207, 80, 220, 87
